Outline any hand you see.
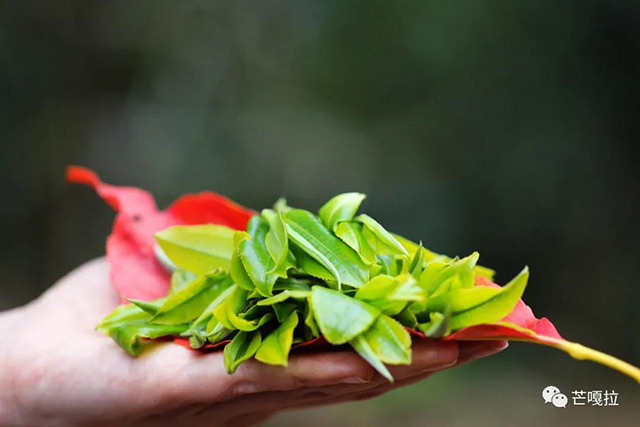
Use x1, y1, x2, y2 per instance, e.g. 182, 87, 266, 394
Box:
0, 258, 507, 427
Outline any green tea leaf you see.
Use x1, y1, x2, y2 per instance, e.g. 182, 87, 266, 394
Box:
427, 286, 502, 314
375, 254, 393, 276
375, 254, 406, 277
189, 333, 208, 349
224, 331, 262, 374
335, 221, 377, 264
256, 312, 275, 328
154, 244, 178, 272
273, 197, 292, 213
239, 216, 281, 296
355, 290, 404, 315
396, 306, 418, 329
206, 320, 232, 342
285, 209, 368, 288
236, 307, 275, 329
368, 263, 383, 278
151, 271, 229, 325
416, 260, 448, 298
256, 290, 312, 306
213, 285, 259, 331
262, 209, 289, 274
420, 253, 478, 297
391, 275, 425, 301
355, 274, 425, 316
417, 311, 451, 338
310, 286, 379, 344
318, 192, 366, 231
395, 233, 496, 280
247, 288, 263, 299
230, 231, 255, 291
127, 297, 166, 315
272, 302, 297, 322
241, 304, 272, 321
169, 270, 197, 295
155, 225, 236, 274
290, 244, 337, 284
408, 241, 424, 279
356, 214, 408, 257
474, 265, 496, 281
362, 315, 411, 365
110, 323, 188, 356
96, 304, 150, 332
273, 277, 312, 292
187, 280, 235, 334
349, 334, 393, 382
255, 311, 299, 366
304, 303, 320, 339
450, 267, 529, 330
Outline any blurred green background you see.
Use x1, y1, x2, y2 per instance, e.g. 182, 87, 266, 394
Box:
1, 1, 638, 425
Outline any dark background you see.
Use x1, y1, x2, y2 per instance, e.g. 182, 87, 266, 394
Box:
1, 1, 638, 425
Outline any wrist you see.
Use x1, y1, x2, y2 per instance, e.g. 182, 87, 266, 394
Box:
0, 307, 28, 426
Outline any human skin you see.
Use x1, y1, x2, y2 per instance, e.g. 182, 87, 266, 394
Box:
0, 258, 507, 427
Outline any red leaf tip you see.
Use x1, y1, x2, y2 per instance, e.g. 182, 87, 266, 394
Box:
65, 165, 102, 188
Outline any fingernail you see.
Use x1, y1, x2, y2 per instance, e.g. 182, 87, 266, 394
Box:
229, 381, 260, 396
492, 341, 509, 350
418, 357, 458, 374
481, 340, 509, 354
457, 340, 508, 364
340, 376, 370, 384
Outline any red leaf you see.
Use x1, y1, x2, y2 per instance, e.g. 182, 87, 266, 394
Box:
168, 192, 256, 230
441, 278, 639, 381
66, 166, 254, 302
444, 275, 563, 345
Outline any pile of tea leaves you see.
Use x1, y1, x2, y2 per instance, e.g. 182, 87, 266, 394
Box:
98, 193, 529, 381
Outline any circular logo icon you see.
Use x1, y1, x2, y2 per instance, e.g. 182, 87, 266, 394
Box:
542, 385, 561, 404
552, 393, 568, 408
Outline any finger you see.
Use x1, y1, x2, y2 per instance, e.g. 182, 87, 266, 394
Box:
130, 339, 505, 421
164, 338, 457, 404
233, 349, 376, 391
294, 370, 434, 408
237, 340, 493, 413
455, 340, 508, 367
384, 339, 459, 381
178, 379, 384, 425
158, 341, 459, 425
141, 336, 460, 411
300, 341, 509, 409
274, 341, 502, 412
139, 340, 502, 424
222, 339, 457, 396
220, 370, 437, 423
300, 371, 435, 409
192, 341, 458, 422
163, 384, 373, 425
137, 344, 375, 409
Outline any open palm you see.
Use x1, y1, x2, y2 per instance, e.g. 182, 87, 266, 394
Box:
0, 258, 506, 427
